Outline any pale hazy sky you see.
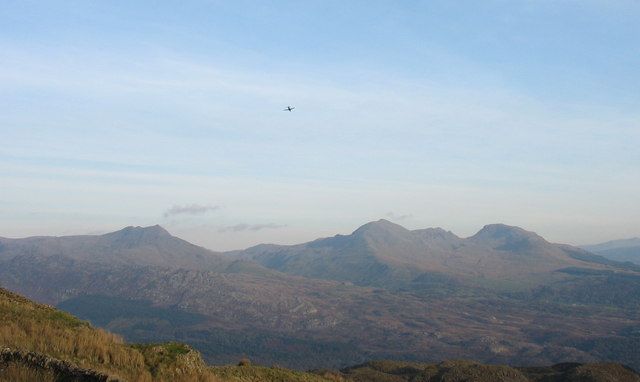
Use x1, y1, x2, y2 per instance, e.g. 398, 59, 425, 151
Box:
1, 1, 639, 250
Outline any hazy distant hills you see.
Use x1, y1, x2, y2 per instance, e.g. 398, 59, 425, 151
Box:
583, 238, 640, 265
231, 219, 620, 290
0, 221, 639, 370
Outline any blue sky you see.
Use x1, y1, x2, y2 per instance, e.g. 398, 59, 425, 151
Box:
1, 1, 639, 250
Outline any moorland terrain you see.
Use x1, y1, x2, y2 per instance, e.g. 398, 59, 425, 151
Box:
1, 287, 639, 381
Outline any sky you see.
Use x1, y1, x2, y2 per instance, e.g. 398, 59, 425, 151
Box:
1, 0, 639, 250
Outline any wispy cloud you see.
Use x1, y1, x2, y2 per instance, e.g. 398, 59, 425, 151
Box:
218, 223, 286, 233
163, 204, 220, 218
385, 212, 413, 221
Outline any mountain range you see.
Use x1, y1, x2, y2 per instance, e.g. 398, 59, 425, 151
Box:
1, 220, 639, 371
230, 219, 616, 290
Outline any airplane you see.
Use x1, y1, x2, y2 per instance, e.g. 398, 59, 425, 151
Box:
283, 106, 295, 112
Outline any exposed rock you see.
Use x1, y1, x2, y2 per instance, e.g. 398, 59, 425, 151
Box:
0, 347, 114, 381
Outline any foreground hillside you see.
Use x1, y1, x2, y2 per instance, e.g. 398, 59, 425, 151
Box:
338, 360, 640, 382
0, 287, 218, 381
1, 287, 639, 381
1, 222, 639, 370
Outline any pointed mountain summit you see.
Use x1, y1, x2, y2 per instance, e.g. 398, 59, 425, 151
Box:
350, 219, 419, 253
101, 225, 173, 247
472, 223, 543, 240
412, 227, 463, 251
352, 219, 411, 237
233, 219, 427, 286
469, 224, 547, 251
413, 227, 460, 240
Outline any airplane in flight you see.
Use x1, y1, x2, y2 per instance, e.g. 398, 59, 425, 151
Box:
283, 106, 295, 112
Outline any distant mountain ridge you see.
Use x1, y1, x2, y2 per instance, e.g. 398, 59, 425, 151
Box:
2, 220, 630, 291
582, 238, 640, 265
584, 237, 640, 252
229, 219, 621, 289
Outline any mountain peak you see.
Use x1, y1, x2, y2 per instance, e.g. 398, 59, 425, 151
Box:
124, 224, 168, 233
104, 225, 172, 244
413, 227, 458, 238
352, 219, 409, 236
472, 224, 537, 238
470, 224, 546, 250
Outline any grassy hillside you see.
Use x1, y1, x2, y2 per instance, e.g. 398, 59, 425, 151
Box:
0, 287, 218, 381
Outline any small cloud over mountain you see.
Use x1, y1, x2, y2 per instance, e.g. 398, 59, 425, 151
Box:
385, 212, 413, 221
163, 204, 220, 218
219, 223, 286, 233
